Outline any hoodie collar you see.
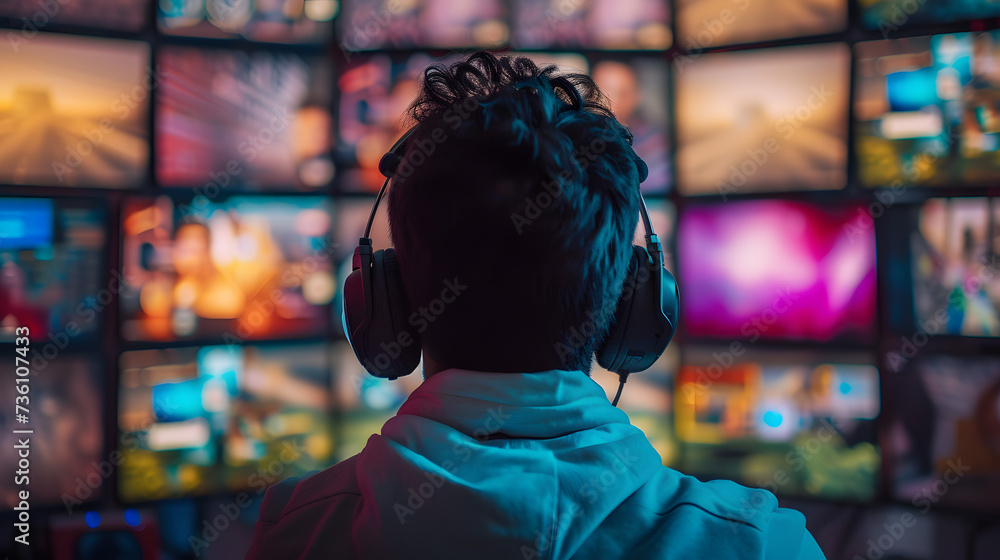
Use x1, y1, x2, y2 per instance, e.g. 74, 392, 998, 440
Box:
394, 368, 633, 440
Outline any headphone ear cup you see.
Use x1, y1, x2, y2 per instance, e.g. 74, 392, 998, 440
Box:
343, 247, 421, 379
596, 245, 678, 374
380, 248, 422, 375
370, 248, 421, 378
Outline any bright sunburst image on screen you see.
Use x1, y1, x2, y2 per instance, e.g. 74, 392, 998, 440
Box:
0, 32, 150, 188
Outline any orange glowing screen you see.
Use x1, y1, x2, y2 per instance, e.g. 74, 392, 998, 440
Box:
0, 32, 150, 188
675, 43, 850, 195
120, 196, 335, 342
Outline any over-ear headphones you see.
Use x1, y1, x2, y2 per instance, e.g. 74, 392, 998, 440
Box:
342, 125, 679, 404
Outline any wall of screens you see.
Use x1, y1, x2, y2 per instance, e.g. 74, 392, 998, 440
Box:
1, 0, 999, 530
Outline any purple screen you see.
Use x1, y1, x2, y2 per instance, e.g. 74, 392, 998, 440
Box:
679, 200, 877, 342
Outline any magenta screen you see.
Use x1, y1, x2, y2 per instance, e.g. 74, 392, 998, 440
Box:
679, 200, 877, 342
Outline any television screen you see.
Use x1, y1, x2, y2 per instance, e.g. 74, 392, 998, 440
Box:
336, 53, 432, 193
861, 0, 1000, 30
911, 197, 1000, 337
674, 0, 845, 49
511, 0, 671, 50
675, 43, 850, 196
332, 341, 422, 460
855, 32, 1000, 188
339, 0, 508, 50
0, 32, 149, 188
156, 47, 334, 191
158, 0, 336, 43
0, 0, 147, 31
889, 355, 1000, 513
117, 343, 335, 502
0, 198, 106, 344
679, 200, 877, 342
120, 196, 335, 342
338, 53, 671, 193
676, 350, 881, 501
591, 347, 678, 465
0, 356, 104, 508
592, 57, 672, 194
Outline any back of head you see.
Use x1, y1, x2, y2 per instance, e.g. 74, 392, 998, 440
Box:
387, 52, 642, 373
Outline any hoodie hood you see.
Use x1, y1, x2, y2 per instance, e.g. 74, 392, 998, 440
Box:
352, 369, 667, 559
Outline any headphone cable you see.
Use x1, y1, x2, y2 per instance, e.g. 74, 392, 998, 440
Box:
611, 373, 629, 407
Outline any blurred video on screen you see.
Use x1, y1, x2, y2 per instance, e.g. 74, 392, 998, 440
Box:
674, 0, 845, 49
0, 32, 149, 188
512, 0, 671, 50
889, 355, 1000, 513
676, 349, 881, 501
1, 356, 104, 508
0, 197, 106, 344
855, 32, 1000, 188
679, 200, 877, 342
592, 57, 672, 194
156, 47, 334, 191
339, 0, 508, 50
860, 0, 1000, 30
120, 196, 335, 342
118, 343, 335, 502
158, 0, 336, 43
591, 347, 678, 466
332, 341, 422, 460
675, 43, 849, 195
911, 197, 1000, 337
336, 53, 431, 193
0, 0, 147, 31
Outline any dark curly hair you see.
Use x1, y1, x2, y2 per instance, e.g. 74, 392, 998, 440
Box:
387, 51, 642, 373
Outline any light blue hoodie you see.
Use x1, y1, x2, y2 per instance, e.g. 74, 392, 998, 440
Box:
247, 369, 825, 559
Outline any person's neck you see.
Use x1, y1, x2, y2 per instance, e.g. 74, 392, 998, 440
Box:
420, 351, 572, 379
422, 353, 448, 379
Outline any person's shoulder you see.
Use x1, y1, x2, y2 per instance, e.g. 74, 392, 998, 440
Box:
247, 456, 363, 560
623, 467, 826, 559
257, 454, 362, 524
